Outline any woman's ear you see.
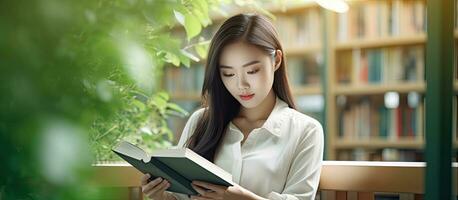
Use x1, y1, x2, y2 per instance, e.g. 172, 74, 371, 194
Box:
274, 50, 282, 71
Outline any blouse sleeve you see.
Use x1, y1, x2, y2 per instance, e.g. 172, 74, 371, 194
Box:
168, 108, 205, 200
266, 122, 324, 200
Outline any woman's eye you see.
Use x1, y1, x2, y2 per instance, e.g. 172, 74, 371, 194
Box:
222, 73, 234, 77
247, 69, 260, 74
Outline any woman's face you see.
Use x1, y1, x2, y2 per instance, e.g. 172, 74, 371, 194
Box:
219, 41, 280, 109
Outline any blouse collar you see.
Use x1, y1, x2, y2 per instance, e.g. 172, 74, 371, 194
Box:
229, 96, 289, 138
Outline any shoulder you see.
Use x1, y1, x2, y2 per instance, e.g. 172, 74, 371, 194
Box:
176, 107, 207, 148
188, 107, 206, 122
287, 108, 322, 131
183, 107, 207, 130
283, 108, 324, 144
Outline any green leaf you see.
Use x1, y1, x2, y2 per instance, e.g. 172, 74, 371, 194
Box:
194, 0, 209, 17
173, 10, 185, 26
167, 102, 189, 116
181, 49, 200, 62
152, 94, 167, 109
177, 51, 191, 68
156, 91, 170, 101
164, 52, 181, 66
195, 38, 210, 59
184, 13, 201, 41
132, 99, 146, 111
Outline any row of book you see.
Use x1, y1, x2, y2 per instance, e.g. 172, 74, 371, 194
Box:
336, 0, 426, 41
273, 8, 322, 49
164, 65, 205, 95
287, 55, 321, 86
337, 148, 423, 162
336, 45, 424, 84
338, 97, 424, 140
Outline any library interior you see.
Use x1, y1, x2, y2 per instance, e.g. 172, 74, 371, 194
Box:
1, 0, 456, 200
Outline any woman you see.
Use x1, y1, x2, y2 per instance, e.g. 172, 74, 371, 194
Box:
141, 13, 324, 200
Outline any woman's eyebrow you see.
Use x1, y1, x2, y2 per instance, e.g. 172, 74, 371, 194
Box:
219, 60, 260, 69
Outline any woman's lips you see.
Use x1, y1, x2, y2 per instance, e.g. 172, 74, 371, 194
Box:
240, 94, 255, 100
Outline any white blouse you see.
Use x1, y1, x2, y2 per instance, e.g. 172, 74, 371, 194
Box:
170, 97, 324, 200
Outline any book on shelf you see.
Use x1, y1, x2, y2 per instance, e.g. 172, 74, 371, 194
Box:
337, 148, 423, 161
273, 7, 321, 49
287, 55, 321, 86
336, 0, 425, 41
337, 45, 424, 85
112, 141, 234, 195
338, 96, 424, 141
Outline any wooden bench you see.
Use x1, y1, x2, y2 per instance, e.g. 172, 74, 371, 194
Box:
91, 161, 458, 200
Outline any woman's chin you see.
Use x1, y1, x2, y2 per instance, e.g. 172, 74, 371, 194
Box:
238, 99, 260, 109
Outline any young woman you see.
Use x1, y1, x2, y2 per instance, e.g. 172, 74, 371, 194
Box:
141, 13, 324, 200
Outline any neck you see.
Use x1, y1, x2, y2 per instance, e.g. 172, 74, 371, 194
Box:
238, 89, 276, 122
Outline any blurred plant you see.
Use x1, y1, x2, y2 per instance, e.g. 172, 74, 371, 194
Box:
90, 83, 188, 161
0, 0, 272, 198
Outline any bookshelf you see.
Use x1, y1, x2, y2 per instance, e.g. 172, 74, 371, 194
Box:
334, 34, 426, 50
334, 83, 425, 95
334, 139, 423, 150
163, 0, 458, 162
328, 0, 427, 161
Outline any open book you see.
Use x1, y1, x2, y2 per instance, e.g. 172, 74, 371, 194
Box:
112, 141, 234, 195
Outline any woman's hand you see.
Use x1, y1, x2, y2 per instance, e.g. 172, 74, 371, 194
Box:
190, 181, 265, 200
141, 174, 173, 200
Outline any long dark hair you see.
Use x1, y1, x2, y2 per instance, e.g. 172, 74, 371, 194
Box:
185, 14, 296, 162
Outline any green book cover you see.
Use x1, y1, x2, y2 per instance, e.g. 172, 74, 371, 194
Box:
112, 141, 234, 195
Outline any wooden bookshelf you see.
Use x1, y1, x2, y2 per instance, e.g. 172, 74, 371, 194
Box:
292, 86, 322, 95
284, 45, 321, 56
334, 82, 425, 95
166, 0, 434, 162
334, 34, 426, 50
334, 139, 424, 150
327, 0, 427, 161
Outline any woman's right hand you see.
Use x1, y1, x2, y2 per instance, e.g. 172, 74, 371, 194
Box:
141, 174, 172, 200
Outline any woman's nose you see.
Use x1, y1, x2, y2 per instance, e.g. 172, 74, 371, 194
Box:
236, 74, 250, 90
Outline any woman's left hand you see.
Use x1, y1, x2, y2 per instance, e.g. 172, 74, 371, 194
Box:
190, 181, 263, 200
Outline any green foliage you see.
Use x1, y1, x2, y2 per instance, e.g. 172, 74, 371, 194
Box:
90, 85, 189, 161
0, 0, 218, 198
0, 0, 273, 198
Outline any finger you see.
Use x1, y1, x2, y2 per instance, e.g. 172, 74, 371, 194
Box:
191, 184, 208, 195
141, 173, 151, 185
191, 184, 220, 199
156, 181, 171, 194
190, 195, 213, 200
146, 179, 169, 197
200, 191, 220, 199
192, 181, 227, 193
142, 177, 163, 194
